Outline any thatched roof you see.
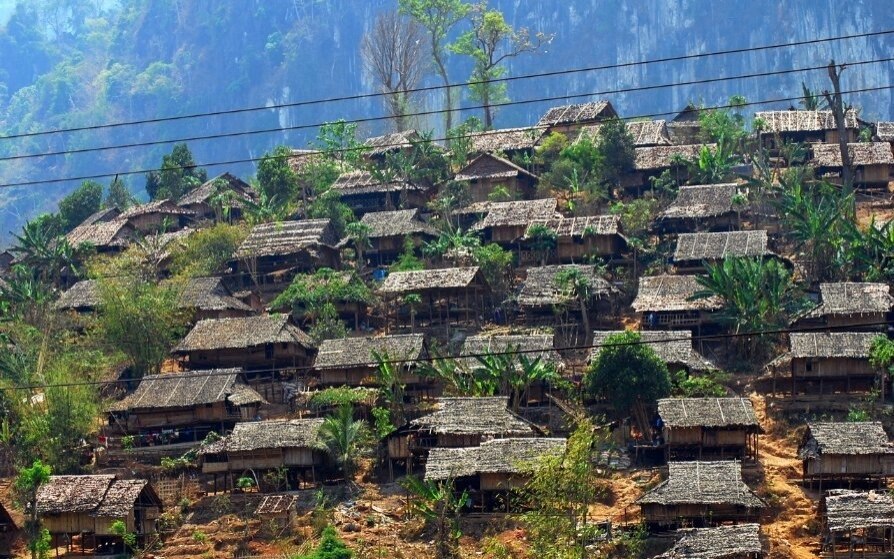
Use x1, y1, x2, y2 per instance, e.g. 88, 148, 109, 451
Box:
80, 207, 121, 228
174, 314, 314, 353
461, 334, 563, 367
754, 109, 858, 133
823, 490, 894, 532
54, 279, 101, 310
331, 170, 423, 195
876, 122, 894, 142
470, 198, 556, 230
812, 142, 894, 167
37, 475, 154, 517
536, 101, 617, 127
578, 120, 672, 147
787, 332, 876, 359
256, 494, 299, 516
108, 368, 264, 412
660, 184, 738, 220
359, 208, 437, 239
379, 267, 486, 294
175, 276, 253, 313
424, 437, 566, 481
658, 398, 759, 430
674, 231, 770, 262
806, 282, 894, 318
178, 172, 256, 207
799, 422, 894, 459
637, 461, 764, 508
469, 126, 546, 153
635, 144, 714, 171
66, 217, 134, 248
525, 214, 622, 238
363, 129, 421, 156
410, 397, 535, 437
233, 219, 338, 259
455, 153, 538, 181
517, 264, 618, 308
205, 418, 325, 454
315, 334, 426, 370
119, 199, 194, 220
632, 275, 722, 313
658, 524, 763, 559
590, 331, 717, 372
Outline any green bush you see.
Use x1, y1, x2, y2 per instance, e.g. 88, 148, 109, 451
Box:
293, 525, 352, 559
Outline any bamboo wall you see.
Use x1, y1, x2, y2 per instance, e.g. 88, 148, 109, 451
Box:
791, 357, 876, 379
804, 453, 894, 477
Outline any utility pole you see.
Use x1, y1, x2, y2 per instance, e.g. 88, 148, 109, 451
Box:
823, 59, 855, 210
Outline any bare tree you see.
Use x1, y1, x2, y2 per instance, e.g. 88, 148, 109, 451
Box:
823, 60, 854, 206
361, 10, 431, 132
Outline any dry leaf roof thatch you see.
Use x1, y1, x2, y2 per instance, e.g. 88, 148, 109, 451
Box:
363, 129, 421, 156
315, 334, 426, 370
119, 199, 195, 220
471, 198, 557, 230
174, 314, 314, 353
635, 144, 714, 171
823, 490, 894, 532
66, 218, 133, 248
177, 172, 256, 207
460, 334, 564, 367
331, 170, 422, 195
807, 282, 894, 318
234, 219, 338, 259
256, 494, 299, 516
213, 418, 325, 453
517, 264, 618, 308
799, 422, 894, 458
787, 332, 877, 359
754, 109, 859, 133
54, 279, 101, 310
378, 266, 485, 294
455, 153, 538, 181
637, 461, 764, 508
589, 330, 716, 372
657, 398, 759, 429
175, 276, 253, 313
658, 524, 763, 559
673, 231, 770, 262
632, 275, 722, 313
36, 475, 153, 517
424, 437, 566, 481
876, 122, 894, 142
578, 120, 672, 147
359, 208, 437, 239
525, 214, 622, 238
812, 142, 894, 167
660, 184, 739, 220
468, 126, 546, 153
410, 397, 535, 437
109, 368, 264, 412
536, 100, 616, 127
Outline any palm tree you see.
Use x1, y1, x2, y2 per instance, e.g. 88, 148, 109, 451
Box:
526, 224, 557, 266
686, 137, 741, 185
11, 217, 79, 285
319, 403, 370, 486
372, 350, 406, 427
345, 222, 372, 271
555, 267, 596, 339
799, 82, 828, 111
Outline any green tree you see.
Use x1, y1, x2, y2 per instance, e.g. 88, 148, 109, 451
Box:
471, 242, 513, 297
307, 190, 355, 238
105, 176, 136, 210
15, 459, 51, 559
402, 476, 467, 559
372, 350, 407, 427
698, 95, 748, 146
526, 223, 557, 265
145, 143, 207, 200
445, 117, 483, 169
271, 268, 372, 331
314, 120, 366, 166
399, 0, 472, 132
799, 82, 828, 110
686, 139, 741, 185
319, 404, 370, 485
584, 331, 671, 416
450, 4, 550, 128
555, 267, 597, 337
11, 216, 79, 285
869, 336, 894, 384
58, 180, 102, 231
167, 222, 249, 278
257, 145, 298, 204
293, 525, 352, 559
344, 222, 371, 271
594, 118, 635, 189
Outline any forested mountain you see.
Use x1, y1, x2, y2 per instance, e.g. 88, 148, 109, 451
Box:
0, 0, 892, 244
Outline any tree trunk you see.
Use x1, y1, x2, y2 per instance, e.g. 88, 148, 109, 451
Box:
825, 60, 855, 210
434, 52, 453, 133
579, 298, 590, 341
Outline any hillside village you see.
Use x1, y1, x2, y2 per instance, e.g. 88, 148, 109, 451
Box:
2, 91, 894, 559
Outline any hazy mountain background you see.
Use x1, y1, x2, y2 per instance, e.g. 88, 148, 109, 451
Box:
0, 0, 892, 245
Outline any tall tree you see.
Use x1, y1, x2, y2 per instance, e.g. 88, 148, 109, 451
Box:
256, 145, 298, 204
398, 0, 471, 132
594, 118, 635, 189
105, 176, 136, 210
361, 10, 430, 131
145, 143, 207, 201
15, 459, 51, 559
58, 180, 102, 231
319, 403, 370, 485
450, 3, 551, 127
823, 60, 856, 207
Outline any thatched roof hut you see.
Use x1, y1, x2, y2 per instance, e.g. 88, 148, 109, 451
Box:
461, 333, 563, 367
799, 422, 894, 460
424, 437, 565, 481
876, 122, 894, 142
331, 170, 423, 196
175, 276, 254, 317
804, 282, 894, 321
578, 120, 672, 147
673, 231, 770, 263
590, 331, 717, 372
657, 524, 764, 559
787, 332, 876, 359
637, 460, 763, 509
517, 264, 618, 308
177, 172, 256, 218
108, 368, 264, 413
536, 100, 617, 128
632, 275, 722, 313
363, 129, 422, 157
635, 144, 713, 171
54, 279, 101, 311
823, 489, 894, 534
410, 397, 535, 438
234, 219, 338, 260
66, 217, 134, 250
455, 153, 538, 182
471, 198, 556, 232
754, 110, 858, 133
658, 398, 758, 430
379, 267, 487, 295
359, 208, 437, 240
204, 418, 325, 454
174, 314, 314, 354
659, 184, 739, 221
315, 334, 426, 370
468, 126, 547, 154
812, 142, 894, 167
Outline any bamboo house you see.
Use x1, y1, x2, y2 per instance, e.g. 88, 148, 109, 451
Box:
795, 282, 893, 331
658, 184, 740, 233
821, 490, 894, 557
470, 198, 556, 244
378, 266, 490, 329
673, 230, 772, 273
754, 109, 858, 150
657, 524, 765, 559
656, 398, 762, 461
516, 264, 619, 325
455, 153, 539, 203
330, 170, 429, 214
468, 126, 546, 158
353, 208, 437, 264
535, 100, 618, 136
799, 422, 894, 486
632, 275, 723, 330
522, 214, 627, 264
177, 172, 257, 221
811, 142, 894, 187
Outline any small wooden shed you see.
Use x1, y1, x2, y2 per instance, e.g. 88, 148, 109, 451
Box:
54, 279, 101, 313
754, 109, 858, 151
66, 214, 135, 253
330, 170, 429, 215
590, 330, 717, 374
455, 153, 539, 202
821, 490, 894, 556
535, 100, 618, 137
424, 438, 566, 511
673, 230, 773, 273
812, 142, 894, 187
657, 524, 765, 559
632, 275, 723, 330
658, 184, 740, 233
37, 475, 162, 554
378, 267, 490, 328
516, 264, 619, 326
795, 282, 893, 331
313, 334, 433, 395
799, 422, 894, 485
117, 199, 195, 234
657, 398, 762, 461
637, 461, 764, 528
353, 208, 437, 265
470, 198, 556, 244
177, 172, 257, 221
522, 214, 627, 265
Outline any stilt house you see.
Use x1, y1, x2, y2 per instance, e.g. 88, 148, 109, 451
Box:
754, 109, 858, 150
658, 184, 740, 233
468, 126, 546, 158
535, 100, 618, 137
117, 199, 194, 233
811, 142, 894, 187
821, 490, 894, 556
471, 198, 556, 244
455, 153, 539, 202
656, 398, 762, 460
516, 264, 619, 325
330, 170, 429, 215
522, 214, 626, 264
632, 275, 723, 330
590, 330, 717, 374
629, 144, 713, 190
378, 267, 490, 327
66, 213, 135, 253
177, 172, 257, 221
799, 422, 894, 484
657, 524, 765, 559
578, 119, 672, 147
54, 279, 101, 313
673, 230, 772, 273
353, 208, 437, 265
794, 282, 893, 331
175, 276, 255, 320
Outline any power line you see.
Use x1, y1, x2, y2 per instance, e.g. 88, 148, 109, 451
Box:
3, 319, 889, 392
3, 82, 894, 190
5, 56, 893, 164
3, 28, 891, 142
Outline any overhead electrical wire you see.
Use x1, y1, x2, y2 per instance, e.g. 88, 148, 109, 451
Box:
2, 27, 891, 141
4, 56, 893, 164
